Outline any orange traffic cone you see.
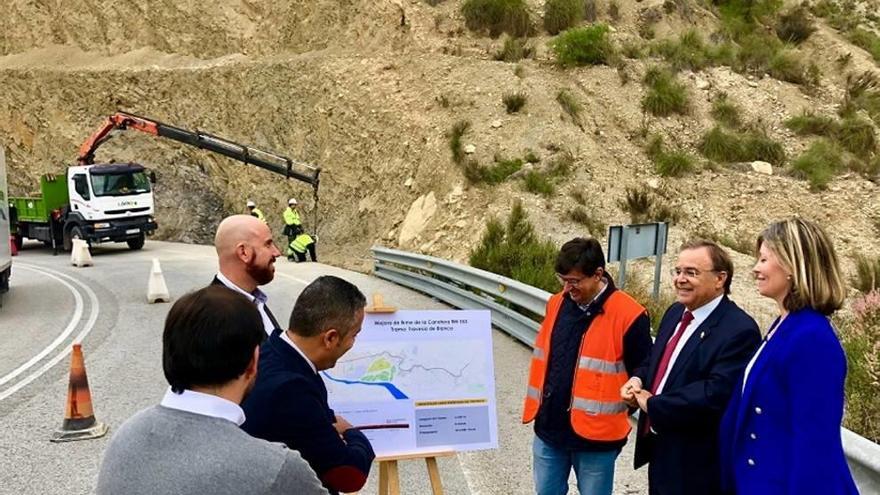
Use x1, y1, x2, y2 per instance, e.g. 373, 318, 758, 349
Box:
50, 344, 109, 442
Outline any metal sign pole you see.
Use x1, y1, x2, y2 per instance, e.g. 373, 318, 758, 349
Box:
618, 226, 630, 289
652, 223, 668, 299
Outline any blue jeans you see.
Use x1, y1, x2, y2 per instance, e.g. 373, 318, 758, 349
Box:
533, 436, 621, 495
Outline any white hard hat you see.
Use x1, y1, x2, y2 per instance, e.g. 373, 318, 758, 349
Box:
246, 200, 256, 208
288, 198, 298, 206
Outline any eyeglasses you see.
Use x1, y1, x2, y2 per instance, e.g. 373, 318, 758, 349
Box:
669, 267, 721, 279
556, 271, 601, 287
556, 274, 586, 287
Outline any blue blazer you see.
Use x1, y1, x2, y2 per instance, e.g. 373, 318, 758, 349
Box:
242, 332, 375, 495
719, 308, 858, 495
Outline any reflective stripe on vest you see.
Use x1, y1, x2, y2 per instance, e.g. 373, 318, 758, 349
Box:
522, 289, 646, 442
578, 356, 626, 374
527, 386, 541, 400
572, 397, 629, 415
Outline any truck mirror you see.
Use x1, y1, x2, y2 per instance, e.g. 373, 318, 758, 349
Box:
149, 171, 157, 184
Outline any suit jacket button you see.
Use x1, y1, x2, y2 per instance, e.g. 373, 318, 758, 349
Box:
748, 459, 756, 466
750, 433, 757, 440
754, 406, 762, 414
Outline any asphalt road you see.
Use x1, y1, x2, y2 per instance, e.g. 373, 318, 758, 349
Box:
0, 240, 647, 495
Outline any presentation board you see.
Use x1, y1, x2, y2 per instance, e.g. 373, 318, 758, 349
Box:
322, 309, 498, 457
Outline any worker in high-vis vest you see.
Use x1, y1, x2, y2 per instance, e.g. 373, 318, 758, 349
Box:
288, 233, 316, 263
282, 198, 302, 257
522, 237, 652, 495
246, 200, 266, 223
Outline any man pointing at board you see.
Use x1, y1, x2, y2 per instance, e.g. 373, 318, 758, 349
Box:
242, 276, 375, 495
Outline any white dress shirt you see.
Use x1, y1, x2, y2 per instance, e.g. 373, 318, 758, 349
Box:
280, 330, 318, 374
655, 293, 725, 394
742, 317, 784, 393
216, 272, 276, 336
160, 388, 246, 426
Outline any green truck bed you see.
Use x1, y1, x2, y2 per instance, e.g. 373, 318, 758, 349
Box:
9, 174, 69, 223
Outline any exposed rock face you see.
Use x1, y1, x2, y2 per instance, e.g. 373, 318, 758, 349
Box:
398, 192, 437, 248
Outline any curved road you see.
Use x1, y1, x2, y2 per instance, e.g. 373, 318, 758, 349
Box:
0, 240, 647, 495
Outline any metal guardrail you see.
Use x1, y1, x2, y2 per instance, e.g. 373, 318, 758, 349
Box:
371, 246, 880, 492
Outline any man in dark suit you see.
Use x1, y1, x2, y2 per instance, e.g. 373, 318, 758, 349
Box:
620, 240, 761, 495
211, 214, 284, 336
242, 275, 375, 495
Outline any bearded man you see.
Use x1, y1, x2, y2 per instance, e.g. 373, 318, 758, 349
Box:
212, 214, 284, 337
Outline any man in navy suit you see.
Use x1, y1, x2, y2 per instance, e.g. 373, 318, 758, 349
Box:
242, 276, 375, 494
621, 240, 761, 495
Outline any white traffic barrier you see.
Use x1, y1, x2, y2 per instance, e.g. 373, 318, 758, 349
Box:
147, 258, 170, 303
70, 239, 93, 267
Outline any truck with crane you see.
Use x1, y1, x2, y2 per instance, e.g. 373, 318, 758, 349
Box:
9, 111, 320, 252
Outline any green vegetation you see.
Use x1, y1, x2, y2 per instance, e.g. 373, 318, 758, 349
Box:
841, 72, 880, 126
642, 66, 690, 116
836, 290, 880, 442
524, 150, 540, 163
469, 201, 559, 292
768, 49, 820, 86
784, 110, 838, 136
783, 104, 879, 185
697, 126, 785, 166
621, 40, 645, 59
790, 139, 843, 191
461, 0, 531, 37
567, 206, 606, 235
624, 271, 678, 334
464, 157, 524, 185
544, 0, 584, 35
522, 152, 574, 196
813, 1, 880, 64
552, 24, 616, 66
617, 186, 680, 224
848, 28, 880, 63
837, 116, 877, 158
502, 92, 527, 113
775, 6, 815, 44
710, 93, 743, 129
645, 135, 697, 177
448, 120, 471, 165
522, 171, 554, 196
853, 254, 880, 294
496, 36, 533, 61
556, 89, 583, 124
651, 30, 735, 71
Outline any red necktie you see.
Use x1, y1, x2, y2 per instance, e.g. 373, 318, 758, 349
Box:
651, 310, 694, 394
642, 310, 694, 436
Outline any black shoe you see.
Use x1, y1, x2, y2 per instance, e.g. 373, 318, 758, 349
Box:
288, 256, 295, 262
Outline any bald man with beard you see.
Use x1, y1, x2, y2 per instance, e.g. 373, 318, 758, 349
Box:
212, 215, 284, 337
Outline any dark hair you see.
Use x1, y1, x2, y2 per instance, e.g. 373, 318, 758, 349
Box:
163, 286, 264, 394
289, 276, 367, 337
555, 237, 606, 276
680, 239, 734, 294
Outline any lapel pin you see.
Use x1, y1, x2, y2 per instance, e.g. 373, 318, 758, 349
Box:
700, 331, 706, 339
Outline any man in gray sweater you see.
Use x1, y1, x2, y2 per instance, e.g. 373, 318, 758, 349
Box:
96, 286, 328, 495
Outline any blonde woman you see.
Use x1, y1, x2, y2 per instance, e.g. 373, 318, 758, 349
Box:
718, 218, 858, 494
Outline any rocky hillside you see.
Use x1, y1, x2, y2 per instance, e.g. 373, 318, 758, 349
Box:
1, 0, 878, 323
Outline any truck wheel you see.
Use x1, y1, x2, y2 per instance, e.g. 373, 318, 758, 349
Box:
127, 233, 145, 250
63, 226, 84, 252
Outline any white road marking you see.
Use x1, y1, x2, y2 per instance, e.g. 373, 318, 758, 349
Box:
0, 263, 100, 402
0, 265, 83, 387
